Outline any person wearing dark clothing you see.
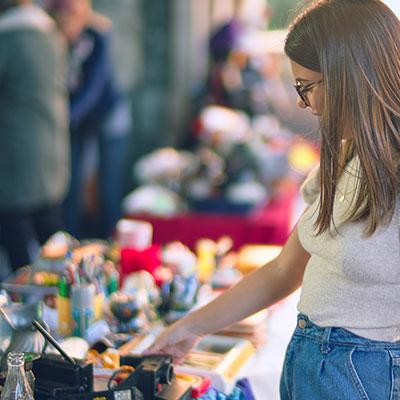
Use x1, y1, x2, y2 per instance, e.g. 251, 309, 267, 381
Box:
48, 0, 131, 238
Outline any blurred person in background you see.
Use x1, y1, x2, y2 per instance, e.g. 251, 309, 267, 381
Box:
46, 0, 131, 239
205, 0, 268, 112
0, 0, 69, 274
193, 0, 292, 121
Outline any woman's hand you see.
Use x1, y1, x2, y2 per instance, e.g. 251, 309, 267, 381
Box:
144, 316, 203, 364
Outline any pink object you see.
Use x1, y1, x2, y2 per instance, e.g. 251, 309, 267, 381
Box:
120, 245, 162, 285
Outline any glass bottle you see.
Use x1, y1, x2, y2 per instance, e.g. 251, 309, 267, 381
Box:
23, 352, 39, 394
0, 352, 34, 400
24, 370, 35, 394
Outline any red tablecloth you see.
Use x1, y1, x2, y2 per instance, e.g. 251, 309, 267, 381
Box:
126, 188, 296, 251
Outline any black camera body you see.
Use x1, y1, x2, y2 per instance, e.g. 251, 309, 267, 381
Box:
57, 387, 144, 400
31, 354, 191, 400
117, 354, 175, 400
33, 354, 93, 399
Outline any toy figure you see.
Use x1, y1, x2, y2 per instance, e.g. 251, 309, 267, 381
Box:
160, 242, 200, 323
109, 290, 150, 333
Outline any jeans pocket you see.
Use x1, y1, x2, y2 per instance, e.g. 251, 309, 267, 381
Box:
347, 347, 392, 400
387, 350, 400, 400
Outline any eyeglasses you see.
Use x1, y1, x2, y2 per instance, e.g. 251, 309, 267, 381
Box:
294, 79, 323, 107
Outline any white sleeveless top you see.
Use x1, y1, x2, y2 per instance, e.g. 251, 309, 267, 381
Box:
297, 157, 400, 341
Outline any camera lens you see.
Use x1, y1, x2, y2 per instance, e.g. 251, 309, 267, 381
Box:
158, 363, 174, 385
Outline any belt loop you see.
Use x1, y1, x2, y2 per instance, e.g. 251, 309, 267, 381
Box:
320, 327, 332, 354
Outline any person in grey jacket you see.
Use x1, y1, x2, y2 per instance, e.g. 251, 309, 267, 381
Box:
0, 0, 69, 273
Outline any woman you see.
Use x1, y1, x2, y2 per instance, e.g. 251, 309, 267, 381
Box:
147, 1, 400, 398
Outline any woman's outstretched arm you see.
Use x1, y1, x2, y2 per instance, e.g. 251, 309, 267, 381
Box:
146, 225, 310, 361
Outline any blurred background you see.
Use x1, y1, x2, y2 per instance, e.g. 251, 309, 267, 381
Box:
93, 0, 319, 163
57, 0, 321, 238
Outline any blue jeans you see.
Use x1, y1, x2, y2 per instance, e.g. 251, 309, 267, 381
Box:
280, 314, 400, 400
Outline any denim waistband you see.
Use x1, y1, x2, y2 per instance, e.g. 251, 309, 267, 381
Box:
295, 314, 400, 350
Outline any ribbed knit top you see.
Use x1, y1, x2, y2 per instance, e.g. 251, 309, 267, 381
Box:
297, 158, 400, 341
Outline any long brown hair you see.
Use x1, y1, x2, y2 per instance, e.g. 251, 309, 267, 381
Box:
285, 0, 400, 236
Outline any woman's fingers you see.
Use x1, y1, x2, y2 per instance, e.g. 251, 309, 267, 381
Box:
145, 331, 201, 362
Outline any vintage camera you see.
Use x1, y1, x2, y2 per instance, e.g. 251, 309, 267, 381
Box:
31, 353, 191, 400
117, 354, 175, 400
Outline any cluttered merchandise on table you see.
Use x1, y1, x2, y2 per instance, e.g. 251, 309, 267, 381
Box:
0, 221, 282, 399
